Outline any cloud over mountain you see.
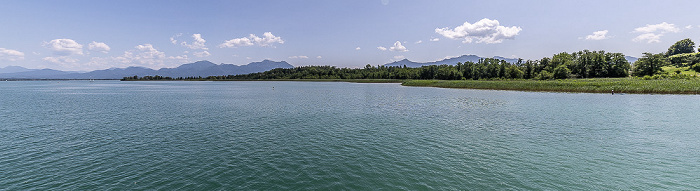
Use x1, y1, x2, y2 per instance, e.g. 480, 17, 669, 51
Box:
435, 18, 521, 44
88, 41, 111, 53
219, 32, 284, 48
45, 39, 83, 56
0, 48, 25, 61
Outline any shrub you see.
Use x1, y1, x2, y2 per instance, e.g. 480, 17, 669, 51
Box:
553, 65, 571, 79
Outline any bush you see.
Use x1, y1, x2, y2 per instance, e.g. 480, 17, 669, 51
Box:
692, 63, 700, 72
553, 65, 571, 79
535, 71, 553, 80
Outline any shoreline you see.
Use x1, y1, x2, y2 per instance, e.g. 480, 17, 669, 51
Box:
401, 79, 700, 95
59, 78, 700, 95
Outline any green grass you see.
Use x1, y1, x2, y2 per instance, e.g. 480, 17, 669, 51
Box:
661, 66, 699, 76
402, 78, 700, 94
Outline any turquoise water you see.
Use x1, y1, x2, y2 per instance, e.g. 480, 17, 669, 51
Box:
1, 81, 699, 190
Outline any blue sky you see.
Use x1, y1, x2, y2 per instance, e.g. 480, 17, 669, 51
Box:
1, 0, 699, 71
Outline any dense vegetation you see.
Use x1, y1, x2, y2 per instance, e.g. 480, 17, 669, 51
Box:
402, 78, 700, 94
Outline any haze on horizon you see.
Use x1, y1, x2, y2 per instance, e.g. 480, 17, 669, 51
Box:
1, 0, 699, 71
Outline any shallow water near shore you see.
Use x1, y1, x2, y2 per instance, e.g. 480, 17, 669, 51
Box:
1, 80, 699, 190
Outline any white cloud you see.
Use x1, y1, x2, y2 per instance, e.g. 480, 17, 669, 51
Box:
288, 55, 309, 59
112, 44, 168, 68
686, 25, 693, 29
181, 34, 208, 50
633, 22, 679, 33
317, 56, 322, 59
0, 48, 25, 61
193, 51, 211, 57
246, 57, 252, 60
389, 41, 408, 52
415, 40, 423, 44
44, 39, 83, 56
430, 38, 440, 42
584, 30, 609, 40
355, 47, 361, 50
84, 44, 189, 70
377, 46, 387, 51
170, 33, 182, 44
633, 33, 663, 43
219, 32, 284, 48
88, 41, 111, 53
632, 22, 679, 43
435, 18, 522, 44
393, 55, 405, 60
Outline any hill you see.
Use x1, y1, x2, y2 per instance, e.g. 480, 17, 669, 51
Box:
384, 55, 519, 68
0, 60, 294, 79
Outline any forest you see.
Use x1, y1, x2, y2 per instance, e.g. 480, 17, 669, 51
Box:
122, 38, 700, 81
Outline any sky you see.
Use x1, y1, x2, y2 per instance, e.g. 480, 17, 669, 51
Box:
1, 0, 700, 71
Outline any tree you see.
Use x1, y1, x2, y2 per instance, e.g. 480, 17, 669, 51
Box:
667, 38, 695, 57
633, 53, 668, 77
553, 65, 570, 79
506, 65, 523, 79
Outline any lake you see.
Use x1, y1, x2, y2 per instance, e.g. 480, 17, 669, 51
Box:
1, 81, 699, 190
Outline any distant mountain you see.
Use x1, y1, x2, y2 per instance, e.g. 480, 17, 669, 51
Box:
384, 55, 519, 68
0, 60, 294, 79
385, 55, 640, 68
0, 66, 36, 74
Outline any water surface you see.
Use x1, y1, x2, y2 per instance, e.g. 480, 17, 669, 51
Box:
1, 81, 699, 190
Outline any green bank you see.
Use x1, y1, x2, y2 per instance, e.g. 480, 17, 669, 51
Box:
401, 78, 700, 94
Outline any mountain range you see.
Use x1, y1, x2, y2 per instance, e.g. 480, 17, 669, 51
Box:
384, 55, 639, 68
0, 55, 641, 79
0, 60, 294, 79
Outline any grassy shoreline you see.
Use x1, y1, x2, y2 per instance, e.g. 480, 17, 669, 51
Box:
401, 78, 700, 94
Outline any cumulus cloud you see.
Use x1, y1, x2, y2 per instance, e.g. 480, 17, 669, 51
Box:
112, 44, 168, 68
288, 55, 309, 59
377, 46, 387, 51
219, 32, 284, 48
0, 48, 25, 61
633, 22, 679, 33
389, 41, 408, 52
584, 30, 609, 40
430, 38, 440, 42
435, 18, 522, 44
633, 33, 663, 43
632, 22, 679, 43
181, 34, 208, 50
44, 39, 83, 56
686, 25, 693, 29
316, 56, 322, 59
415, 40, 423, 44
356, 47, 361, 50
88, 41, 111, 53
193, 51, 211, 57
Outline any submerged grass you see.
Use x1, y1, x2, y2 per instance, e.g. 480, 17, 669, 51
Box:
402, 78, 700, 94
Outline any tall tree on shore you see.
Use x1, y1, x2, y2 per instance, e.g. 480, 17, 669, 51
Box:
633, 53, 668, 76
667, 38, 696, 57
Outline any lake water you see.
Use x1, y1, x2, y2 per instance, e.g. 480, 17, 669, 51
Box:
1, 81, 699, 190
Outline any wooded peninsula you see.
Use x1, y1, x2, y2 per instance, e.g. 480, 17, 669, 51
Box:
122, 39, 700, 94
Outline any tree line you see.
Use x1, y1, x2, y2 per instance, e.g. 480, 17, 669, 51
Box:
123, 38, 700, 81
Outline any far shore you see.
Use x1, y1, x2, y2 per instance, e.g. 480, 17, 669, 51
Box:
401, 79, 700, 94
117, 78, 700, 95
